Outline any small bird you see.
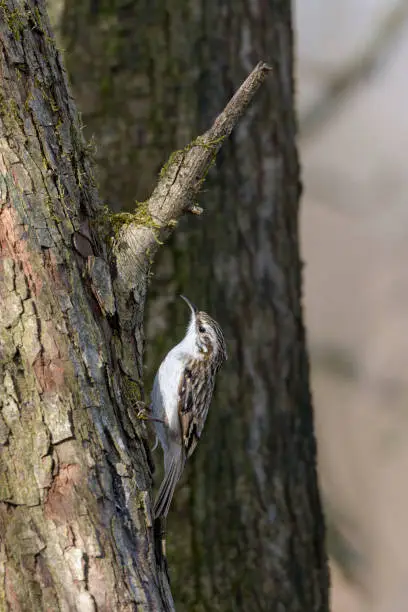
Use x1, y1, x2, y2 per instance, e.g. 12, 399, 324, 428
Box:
151, 295, 227, 518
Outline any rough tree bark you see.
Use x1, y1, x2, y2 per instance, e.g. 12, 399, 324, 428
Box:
0, 1, 269, 609
54, 1, 330, 611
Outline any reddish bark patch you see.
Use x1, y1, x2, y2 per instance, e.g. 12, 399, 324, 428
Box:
88, 559, 112, 611
45, 464, 82, 525
0, 206, 43, 295
5, 566, 22, 612
32, 353, 66, 392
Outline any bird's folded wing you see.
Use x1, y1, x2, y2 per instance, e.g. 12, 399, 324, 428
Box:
178, 367, 200, 458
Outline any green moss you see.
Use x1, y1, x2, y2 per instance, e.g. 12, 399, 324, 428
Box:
121, 376, 143, 409
193, 135, 226, 149
44, 91, 59, 113
109, 211, 136, 236
32, 6, 54, 45
109, 201, 162, 241
0, 3, 54, 44
0, 93, 24, 130
24, 89, 34, 112
0, 3, 24, 39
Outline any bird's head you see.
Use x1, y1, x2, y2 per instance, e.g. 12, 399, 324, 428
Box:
180, 295, 227, 362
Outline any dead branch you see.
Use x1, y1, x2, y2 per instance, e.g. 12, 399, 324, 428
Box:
112, 61, 272, 285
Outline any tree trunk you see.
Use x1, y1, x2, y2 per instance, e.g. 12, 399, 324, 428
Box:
55, 1, 330, 611
0, 2, 172, 610
0, 2, 272, 609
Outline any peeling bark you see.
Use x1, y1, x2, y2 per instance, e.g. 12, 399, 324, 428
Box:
0, 1, 270, 609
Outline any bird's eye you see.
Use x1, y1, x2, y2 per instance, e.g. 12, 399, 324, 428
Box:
198, 325, 205, 333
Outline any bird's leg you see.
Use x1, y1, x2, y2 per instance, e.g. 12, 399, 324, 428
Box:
133, 400, 165, 424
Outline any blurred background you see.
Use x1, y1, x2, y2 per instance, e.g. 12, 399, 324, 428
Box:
47, 0, 408, 609
297, 1, 408, 611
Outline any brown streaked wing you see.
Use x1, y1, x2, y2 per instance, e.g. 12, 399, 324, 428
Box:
178, 364, 198, 457
178, 361, 215, 458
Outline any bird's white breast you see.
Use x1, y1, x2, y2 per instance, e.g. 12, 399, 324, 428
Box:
156, 348, 185, 432
151, 324, 200, 454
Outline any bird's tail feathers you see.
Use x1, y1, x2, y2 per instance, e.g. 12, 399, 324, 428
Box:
154, 450, 185, 519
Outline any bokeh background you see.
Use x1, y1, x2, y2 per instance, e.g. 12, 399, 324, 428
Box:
297, 1, 408, 610
46, 0, 408, 609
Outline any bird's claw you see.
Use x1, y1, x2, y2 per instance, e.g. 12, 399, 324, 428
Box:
134, 403, 165, 424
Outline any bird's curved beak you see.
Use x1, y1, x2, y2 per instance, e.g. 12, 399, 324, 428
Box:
180, 294, 198, 316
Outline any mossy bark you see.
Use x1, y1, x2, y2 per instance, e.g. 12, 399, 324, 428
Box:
54, 0, 330, 610
0, 2, 173, 610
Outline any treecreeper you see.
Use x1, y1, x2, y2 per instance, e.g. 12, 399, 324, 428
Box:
151, 295, 227, 518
